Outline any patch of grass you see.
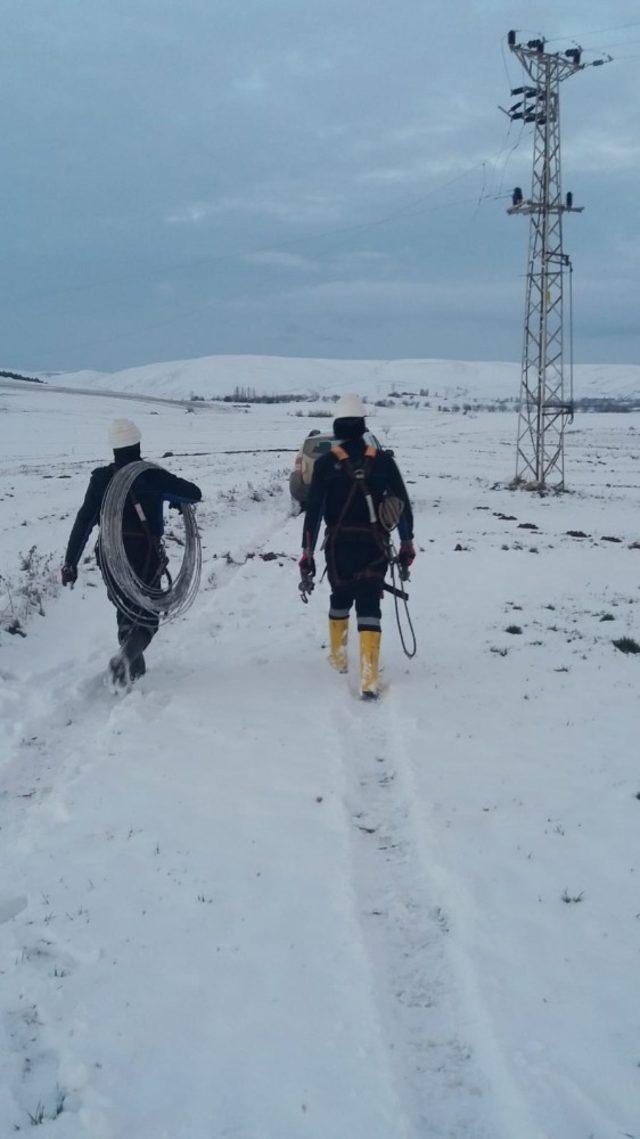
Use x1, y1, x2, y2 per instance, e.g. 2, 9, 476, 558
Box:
1, 546, 59, 637
505, 624, 523, 635
599, 613, 615, 622
561, 889, 584, 904
613, 637, 640, 655
27, 1103, 46, 1126
27, 1090, 65, 1126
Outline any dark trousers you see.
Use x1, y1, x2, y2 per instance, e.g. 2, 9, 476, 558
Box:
329, 581, 382, 633
105, 538, 161, 665
327, 535, 386, 633
116, 606, 158, 657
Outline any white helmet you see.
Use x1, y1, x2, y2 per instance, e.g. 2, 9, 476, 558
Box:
108, 418, 141, 449
334, 393, 366, 418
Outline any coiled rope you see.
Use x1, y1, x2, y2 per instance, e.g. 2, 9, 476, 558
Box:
379, 495, 417, 659
387, 546, 418, 659
98, 460, 201, 628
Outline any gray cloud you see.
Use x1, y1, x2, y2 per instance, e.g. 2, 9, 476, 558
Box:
1, 0, 638, 370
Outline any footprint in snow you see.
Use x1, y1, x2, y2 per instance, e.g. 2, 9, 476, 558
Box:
0, 895, 28, 923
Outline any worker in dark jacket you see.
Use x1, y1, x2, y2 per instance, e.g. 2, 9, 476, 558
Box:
299, 394, 415, 699
61, 418, 202, 685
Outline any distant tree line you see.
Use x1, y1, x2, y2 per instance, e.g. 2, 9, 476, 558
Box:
218, 386, 317, 404
572, 397, 640, 413
0, 369, 43, 384
192, 386, 639, 413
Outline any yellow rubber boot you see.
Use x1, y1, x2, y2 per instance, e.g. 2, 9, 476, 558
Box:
329, 617, 349, 673
359, 629, 381, 699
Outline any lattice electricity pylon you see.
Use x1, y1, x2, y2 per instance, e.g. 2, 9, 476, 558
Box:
503, 31, 586, 491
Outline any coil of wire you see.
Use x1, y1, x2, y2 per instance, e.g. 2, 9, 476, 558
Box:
98, 461, 201, 628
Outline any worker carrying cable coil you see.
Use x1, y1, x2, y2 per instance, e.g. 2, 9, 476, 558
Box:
61, 418, 202, 688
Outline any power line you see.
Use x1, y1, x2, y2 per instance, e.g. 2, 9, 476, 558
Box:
37, 190, 504, 362
545, 19, 640, 42
7, 158, 509, 315
579, 35, 640, 51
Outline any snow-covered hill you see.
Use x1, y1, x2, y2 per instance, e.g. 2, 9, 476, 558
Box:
40, 354, 640, 404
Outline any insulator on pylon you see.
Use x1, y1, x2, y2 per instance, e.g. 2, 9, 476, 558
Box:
508, 30, 516, 47
527, 39, 545, 52
565, 48, 582, 65
566, 191, 573, 209
512, 187, 523, 206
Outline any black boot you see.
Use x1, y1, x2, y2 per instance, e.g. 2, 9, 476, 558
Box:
110, 626, 152, 688
109, 652, 129, 688
129, 653, 146, 681
122, 626, 153, 681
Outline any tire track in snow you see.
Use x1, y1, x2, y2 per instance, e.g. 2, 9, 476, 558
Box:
329, 684, 495, 1138
381, 689, 544, 1139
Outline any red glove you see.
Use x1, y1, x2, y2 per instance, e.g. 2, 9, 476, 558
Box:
61, 563, 77, 586
299, 552, 316, 578
398, 541, 416, 569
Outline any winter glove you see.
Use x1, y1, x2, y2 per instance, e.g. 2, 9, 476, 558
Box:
398, 541, 416, 570
299, 552, 316, 579
61, 563, 77, 587
298, 551, 316, 603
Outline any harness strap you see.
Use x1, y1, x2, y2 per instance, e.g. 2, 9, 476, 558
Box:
330, 444, 379, 532
332, 444, 377, 462
326, 444, 390, 588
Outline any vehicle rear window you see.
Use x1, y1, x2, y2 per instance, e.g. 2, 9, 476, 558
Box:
304, 437, 334, 457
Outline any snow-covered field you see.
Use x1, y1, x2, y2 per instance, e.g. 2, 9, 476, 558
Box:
1, 377, 640, 1137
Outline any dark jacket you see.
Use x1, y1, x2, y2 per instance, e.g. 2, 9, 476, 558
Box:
302, 438, 414, 555
65, 456, 202, 568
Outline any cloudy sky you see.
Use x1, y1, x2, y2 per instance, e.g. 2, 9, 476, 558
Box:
2, 0, 639, 372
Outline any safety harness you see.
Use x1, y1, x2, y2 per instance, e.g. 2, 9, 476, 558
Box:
325, 444, 417, 658
323, 444, 388, 586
